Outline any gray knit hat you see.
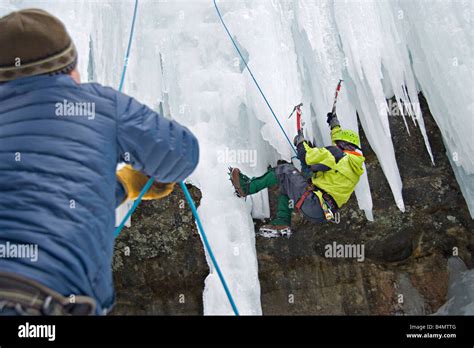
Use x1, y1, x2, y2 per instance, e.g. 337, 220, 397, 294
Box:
0, 9, 78, 82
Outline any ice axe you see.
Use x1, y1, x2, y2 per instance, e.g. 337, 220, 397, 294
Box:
288, 102, 311, 178
331, 79, 343, 115
288, 102, 303, 135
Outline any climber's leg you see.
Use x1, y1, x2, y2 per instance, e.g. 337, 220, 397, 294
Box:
275, 163, 325, 224
230, 167, 278, 197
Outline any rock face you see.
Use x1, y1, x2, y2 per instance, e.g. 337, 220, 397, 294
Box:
112, 94, 473, 315
112, 187, 207, 315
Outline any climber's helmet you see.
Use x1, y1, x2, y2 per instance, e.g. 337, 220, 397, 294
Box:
333, 129, 361, 149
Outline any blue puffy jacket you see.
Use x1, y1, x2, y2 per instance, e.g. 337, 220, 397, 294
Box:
0, 74, 199, 314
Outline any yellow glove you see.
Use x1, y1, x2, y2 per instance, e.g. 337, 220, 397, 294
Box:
117, 165, 175, 203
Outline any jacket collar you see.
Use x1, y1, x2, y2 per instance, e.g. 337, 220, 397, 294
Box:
0, 74, 78, 99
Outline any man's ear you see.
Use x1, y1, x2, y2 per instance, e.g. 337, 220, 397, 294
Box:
69, 68, 81, 83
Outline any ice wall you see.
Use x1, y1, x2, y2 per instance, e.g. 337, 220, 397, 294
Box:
2, 0, 472, 315
436, 257, 474, 315
397, 0, 474, 217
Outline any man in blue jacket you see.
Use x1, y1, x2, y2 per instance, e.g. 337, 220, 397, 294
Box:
0, 9, 199, 315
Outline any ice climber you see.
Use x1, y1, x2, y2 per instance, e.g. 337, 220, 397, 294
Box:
0, 9, 199, 315
230, 112, 365, 238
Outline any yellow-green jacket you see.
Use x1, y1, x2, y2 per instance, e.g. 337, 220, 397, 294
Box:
303, 126, 365, 207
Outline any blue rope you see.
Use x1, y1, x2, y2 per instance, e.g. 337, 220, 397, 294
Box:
179, 182, 240, 315
113, 0, 240, 316
116, 180, 241, 317
118, 0, 139, 93
213, 0, 297, 156
117, 180, 240, 315
114, 178, 153, 238
115, 0, 147, 236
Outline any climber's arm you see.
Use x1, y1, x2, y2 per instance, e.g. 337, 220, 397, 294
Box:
116, 92, 199, 183
294, 133, 334, 169
302, 142, 334, 166
293, 112, 343, 170
112, 90, 198, 205
327, 112, 343, 144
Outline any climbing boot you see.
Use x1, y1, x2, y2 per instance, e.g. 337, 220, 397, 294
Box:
229, 167, 250, 197
258, 224, 292, 239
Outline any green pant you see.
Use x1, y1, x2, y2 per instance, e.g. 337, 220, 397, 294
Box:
246, 169, 292, 226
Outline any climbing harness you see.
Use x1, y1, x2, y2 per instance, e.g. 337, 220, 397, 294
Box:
295, 189, 312, 211
316, 190, 341, 224
321, 196, 340, 224
295, 186, 340, 224
114, 0, 239, 316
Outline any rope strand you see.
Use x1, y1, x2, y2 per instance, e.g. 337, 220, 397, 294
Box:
113, 0, 239, 316
213, 0, 297, 156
